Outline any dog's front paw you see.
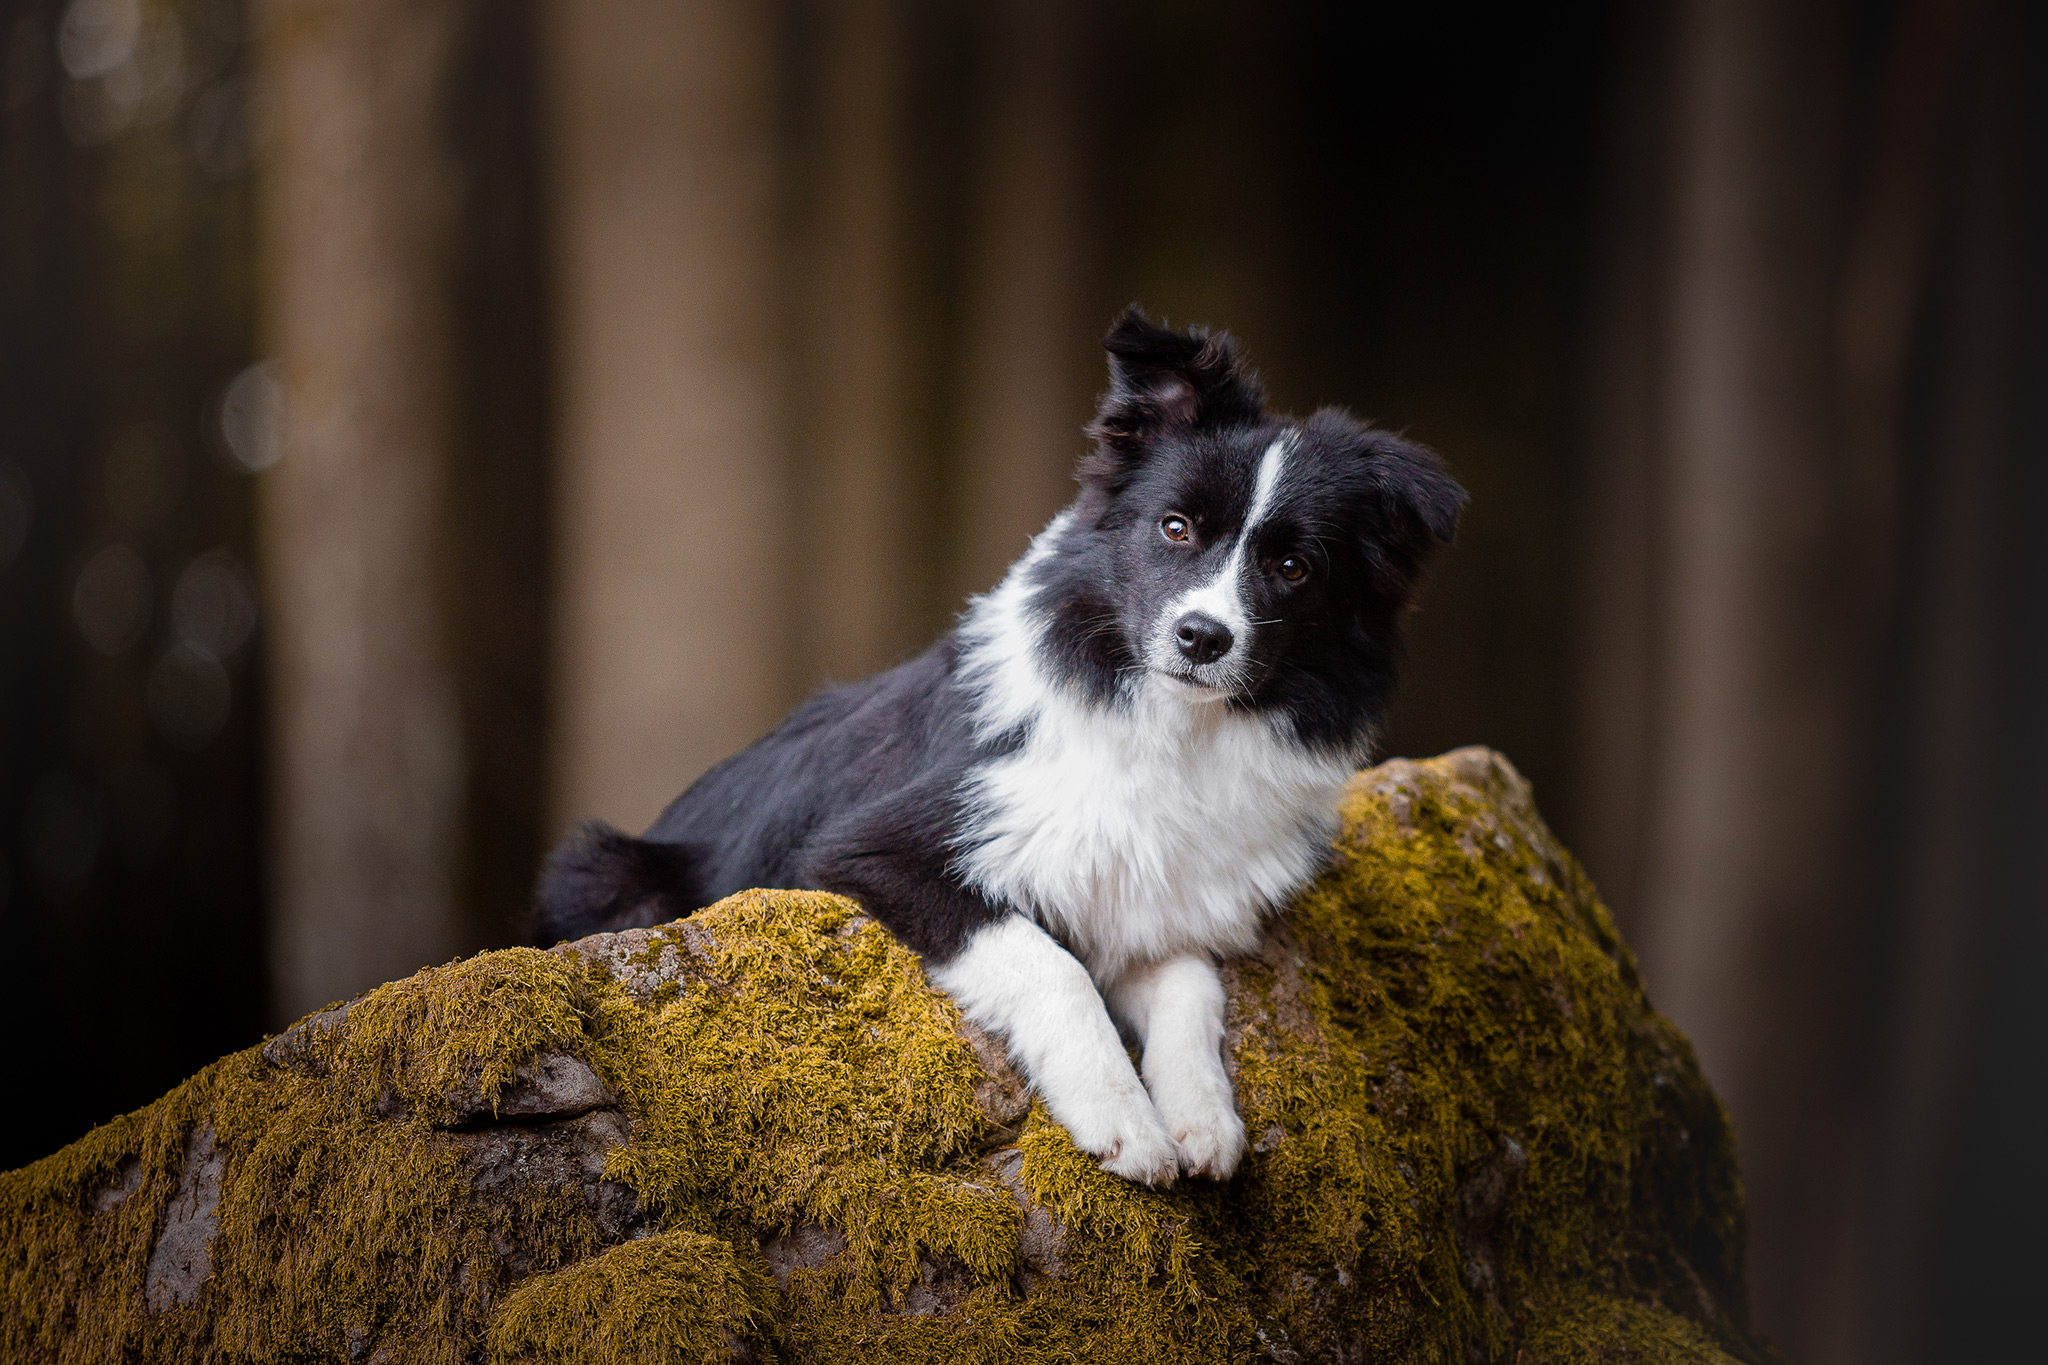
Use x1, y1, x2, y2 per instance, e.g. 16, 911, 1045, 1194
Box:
1057, 1086, 1180, 1186
1148, 1058, 1249, 1179
1161, 1098, 1248, 1179
1094, 1109, 1181, 1186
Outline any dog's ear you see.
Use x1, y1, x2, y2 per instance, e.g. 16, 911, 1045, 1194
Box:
1304, 409, 1466, 586
1361, 428, 1465, 548
1080, 306, 1265, 489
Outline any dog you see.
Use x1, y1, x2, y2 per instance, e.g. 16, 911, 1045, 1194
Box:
535, 308, 1464, 1185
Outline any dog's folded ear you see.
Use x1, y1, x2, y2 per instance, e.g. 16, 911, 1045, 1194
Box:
1081, 306, 1265, 489
1300, 408, 1467, 588
1361, 428, 1466, 548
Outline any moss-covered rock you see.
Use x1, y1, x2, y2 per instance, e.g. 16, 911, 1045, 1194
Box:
0, 748, 1776, 1363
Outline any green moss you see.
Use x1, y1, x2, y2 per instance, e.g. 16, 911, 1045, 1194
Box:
1521, 1293, 1743, 1364
488, 1231, 780, 1364
601, 893, 1010, 1272
0, 949, 631, 1362
0, 749, 1773, 1363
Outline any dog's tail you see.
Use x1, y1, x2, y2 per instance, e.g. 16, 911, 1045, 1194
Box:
532, 821, 705, 946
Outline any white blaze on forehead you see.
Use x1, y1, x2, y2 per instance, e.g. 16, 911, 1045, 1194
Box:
1161, 434, 1294, 656
1243, 434, 1290, 536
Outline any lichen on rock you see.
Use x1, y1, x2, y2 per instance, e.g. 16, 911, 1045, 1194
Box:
0, 748, 1777, 1363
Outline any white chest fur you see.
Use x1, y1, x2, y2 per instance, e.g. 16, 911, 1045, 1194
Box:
953, 519, 1355, 984
956, 682, 1350, 982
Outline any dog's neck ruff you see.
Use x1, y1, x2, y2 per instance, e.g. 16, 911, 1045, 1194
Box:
952, 514, 1355, 983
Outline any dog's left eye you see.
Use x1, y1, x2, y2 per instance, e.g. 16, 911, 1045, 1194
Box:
1277, 556, 1310, 583
1160, 515, 1192, 543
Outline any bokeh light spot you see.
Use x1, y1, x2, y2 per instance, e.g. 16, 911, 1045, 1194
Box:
219, 360, 284, 471
57, 0, 137, 82
171, 547, 257, 658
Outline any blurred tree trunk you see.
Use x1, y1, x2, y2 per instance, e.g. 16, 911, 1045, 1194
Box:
789, 0, 920, 684
540, 0, 793, 836
1580, 0, 1865, 1349
1579, 0, 2009, 1359
1634, 0, 1859, 1259
441, 3, 559, 954
255, 0, 470, 1020
950, 0, 1096, 601
1840, 9, 2015, 1360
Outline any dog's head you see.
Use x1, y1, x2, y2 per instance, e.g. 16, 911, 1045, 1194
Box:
1030, 307, 1465, 751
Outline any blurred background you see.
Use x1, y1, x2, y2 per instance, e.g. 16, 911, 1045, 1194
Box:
1, 0, 2041, 1358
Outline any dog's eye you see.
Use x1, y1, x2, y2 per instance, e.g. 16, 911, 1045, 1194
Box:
1159, 515, 1192, 543
1277, 556, 1310, 583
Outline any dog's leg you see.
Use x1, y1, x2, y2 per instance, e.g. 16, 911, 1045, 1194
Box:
1104, 955, 1247, 1179
928, 916, 1180, 1186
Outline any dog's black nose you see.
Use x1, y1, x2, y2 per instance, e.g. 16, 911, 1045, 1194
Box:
1174, 612, 1234, 666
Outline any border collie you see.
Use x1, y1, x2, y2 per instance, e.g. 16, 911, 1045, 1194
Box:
536, 309, 1463, 1185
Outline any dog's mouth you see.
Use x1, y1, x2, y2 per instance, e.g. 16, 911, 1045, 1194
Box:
1149, 646, 1283, 703
1142, 620, 1269, 701
1152, 664, 1244, 699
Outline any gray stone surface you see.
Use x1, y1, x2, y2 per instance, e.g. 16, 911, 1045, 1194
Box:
447, 1051, 616, 1126
759, 1222, 848, 1290
144, 1123, 225, 1313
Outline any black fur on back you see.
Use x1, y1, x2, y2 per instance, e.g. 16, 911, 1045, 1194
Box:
533, 643, 1011, 958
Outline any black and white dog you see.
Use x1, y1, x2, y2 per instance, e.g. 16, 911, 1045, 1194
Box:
537, 309, 1463, 1185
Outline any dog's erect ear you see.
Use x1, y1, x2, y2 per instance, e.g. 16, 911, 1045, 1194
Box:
1080, 307, 1265, 488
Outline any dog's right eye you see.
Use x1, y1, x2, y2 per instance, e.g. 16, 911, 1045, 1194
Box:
1159, 515, 1192, 543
